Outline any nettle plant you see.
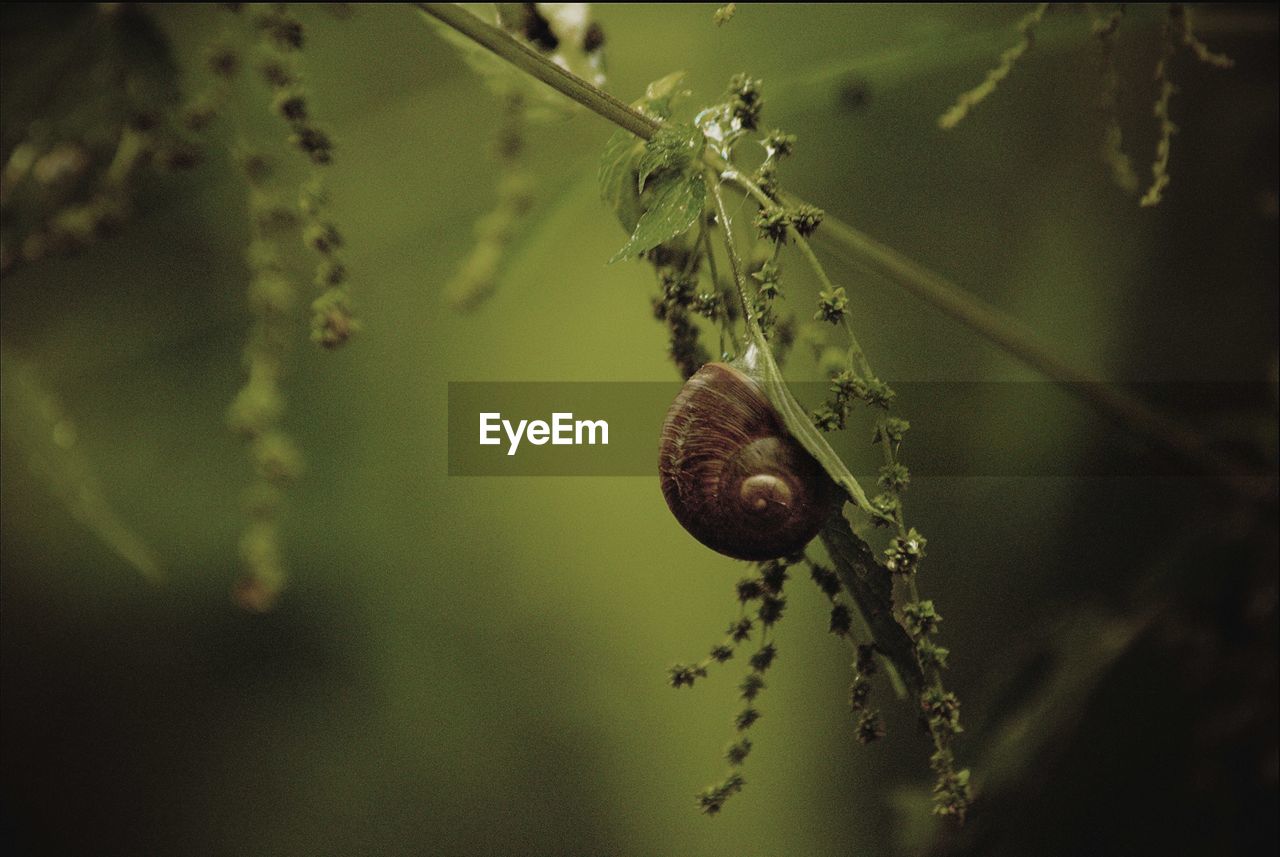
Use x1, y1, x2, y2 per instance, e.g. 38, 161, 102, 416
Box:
430, 3, 970, 818
600, 71, 969, 817
3, 0, 1248, 823
418, 2, 1244, 819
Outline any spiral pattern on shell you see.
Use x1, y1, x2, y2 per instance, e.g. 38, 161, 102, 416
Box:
659, 362, 841, 561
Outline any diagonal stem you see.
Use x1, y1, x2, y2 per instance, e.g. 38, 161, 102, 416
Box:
416, 3, 658, 140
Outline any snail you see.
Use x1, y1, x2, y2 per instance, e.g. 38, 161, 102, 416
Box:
659, 361, 842, 561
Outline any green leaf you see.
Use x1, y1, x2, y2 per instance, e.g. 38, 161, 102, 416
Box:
0, 352, 163, 583
736, 337, 910, 691
636, 123, 704, 191
739, 339, 878, 517
598, 73, 692, 234
608, 170, 706, 264
638, 70, 689, 119
598, 130, 645, 233
820, 516, 923, 700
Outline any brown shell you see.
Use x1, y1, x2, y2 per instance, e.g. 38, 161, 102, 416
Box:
659, 362, 840, 561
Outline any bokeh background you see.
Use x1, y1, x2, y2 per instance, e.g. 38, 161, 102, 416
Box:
2, 4, 1277, 856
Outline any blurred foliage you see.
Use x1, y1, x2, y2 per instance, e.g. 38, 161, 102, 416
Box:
1, 4, 1276, 856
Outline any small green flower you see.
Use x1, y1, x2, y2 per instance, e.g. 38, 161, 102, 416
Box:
789, 203, 823, 236
669, 663, 708, 689
885, 528, 927, 574
828, 603, 852, 636
692, 291, 723, 321
274, 89, 308, 122
856, 709, 886, 743
754, 206, 789, 242
258, 10, 304, 50
725, 73, 763, 130
876, 417, 911, 444
206, 44, 240, 78
917, 639, 951, 670
861, 378, 896, 409
754, 160, 779, 198
855, 644, 878, 676
870, 493, 899, 526
749, 643, 778, 672
762, 129, 796, 159
739, 673, 765, 701
725, 737, 752, 765
310, 288, 358, 349
259, 59, 295, 88
878, 462, 910, 492
752, 261, 781, 298
760, 561, 788, 593
848, 679, 871, 711
696, 772, 745, 815
756, 594, 786, 627
903, 600, 942, 636
736, 577, 764, 602
811, 403, 845, 432
808, 563, 841, 598
304, 222, 344, 255
815, 286, 848, 324
922, 689, 963, 735
291, 127, 333, 165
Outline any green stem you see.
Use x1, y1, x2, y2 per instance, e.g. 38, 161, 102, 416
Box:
805, 209, 1267, 495
698, 223, 737, 359
416, 3, 659, 141
794, 225, 875, 380
708, 175, 763, 345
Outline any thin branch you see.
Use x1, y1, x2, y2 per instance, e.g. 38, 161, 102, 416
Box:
707, 174, 761, 339
415, 3, 659, 141
801, 212, 1269, 495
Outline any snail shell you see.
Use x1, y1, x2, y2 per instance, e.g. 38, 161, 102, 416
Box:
659, 362, 841, 561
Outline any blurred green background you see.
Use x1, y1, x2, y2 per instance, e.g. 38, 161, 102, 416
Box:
2, 4, 1276, 856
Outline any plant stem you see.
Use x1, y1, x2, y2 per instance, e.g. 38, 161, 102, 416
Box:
416, 2, 1272, 499
794, 225, 876, 379
697, 219, 737, 359
416, 3, 659, 140
708, 175, 762, 343
804, 211, 1269, 494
